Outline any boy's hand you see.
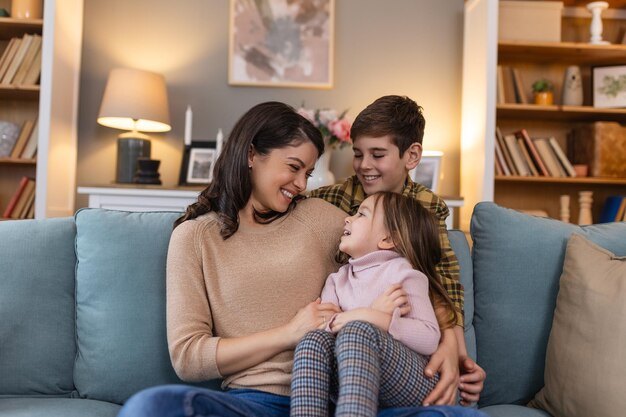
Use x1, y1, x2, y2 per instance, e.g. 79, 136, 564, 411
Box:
422, 328, 459, 406
459, 356, 486, 406
371, 284, 410, 316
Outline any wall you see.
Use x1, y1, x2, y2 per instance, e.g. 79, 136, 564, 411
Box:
76, 0, 464, 206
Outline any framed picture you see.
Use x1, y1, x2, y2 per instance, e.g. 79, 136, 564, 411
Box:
592, 65, 626, 108
178, 141, 216, 185
409, 151, 443, 193
229, 0, 334, 88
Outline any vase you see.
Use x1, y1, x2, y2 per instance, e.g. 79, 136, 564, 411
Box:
11, 0, 42, 19
306, 147, 335, 191
562, 66, 583, 106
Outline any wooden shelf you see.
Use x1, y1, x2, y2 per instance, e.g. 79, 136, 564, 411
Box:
497, 103, 626, 122
495, 175, 626, 185
0, 17, 43, 40
0, 157, 36, 165
499, 41, 626, 65
0, 85, 39, 100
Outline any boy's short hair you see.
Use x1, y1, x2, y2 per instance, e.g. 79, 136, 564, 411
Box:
350, 95, 425, 156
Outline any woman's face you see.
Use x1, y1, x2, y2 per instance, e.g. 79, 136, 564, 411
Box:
248, 140, 318, 214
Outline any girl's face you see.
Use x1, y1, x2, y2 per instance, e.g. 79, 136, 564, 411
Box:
339, 195, 391, 259
247, 140, 318, 215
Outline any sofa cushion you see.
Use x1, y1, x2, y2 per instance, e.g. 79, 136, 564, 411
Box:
480, 404, 551, 417
0, 398, 120, 417
73, 209, 221, 405
448, 230, 476, 361
0, 218, 76, 396
529, 234, 626, 417
470, 202, 626, 407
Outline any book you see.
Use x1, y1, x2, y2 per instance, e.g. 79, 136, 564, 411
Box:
0, 38, 20, 82
517, 137, 539, 176
0, 120, 21, 157
25, 200, 35, 219
501, 66, 517, 104
19, 119, 38, 159
2, 34, 32, 85
494, 135, 511, 175
547, 137, 576, 177
12, 34, 41, 86
2, 176, 29, 218
496, 65, 506, 104
10, 120, 35, 158
496, 127, 518, 175
22, 46, 42, 85
599, 196, 624, 223
517, 129, 550, 176
0, 38, 17, 77
615, 198, 626, 223
10, 178, 35, 219
511, 68, 529, 104
534, 138, 565, 177
504, 134, 530, 176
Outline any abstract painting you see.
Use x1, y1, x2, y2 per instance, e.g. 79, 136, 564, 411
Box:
229, 0, 334, 88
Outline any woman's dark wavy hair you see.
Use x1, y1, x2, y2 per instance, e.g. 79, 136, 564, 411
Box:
174, 101, 324, 239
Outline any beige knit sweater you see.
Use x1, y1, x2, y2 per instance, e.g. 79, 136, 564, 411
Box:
166, 198, 345, 396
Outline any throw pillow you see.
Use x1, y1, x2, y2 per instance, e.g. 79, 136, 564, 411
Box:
529, 234, 626, 417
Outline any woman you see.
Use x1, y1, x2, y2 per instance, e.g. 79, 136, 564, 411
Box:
118, 102, 485, 417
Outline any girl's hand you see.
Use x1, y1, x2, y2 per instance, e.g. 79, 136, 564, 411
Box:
371, 284, 410, 316
422, 328, 460, 406
285, 298, 340, 347
329, 309, 368, 333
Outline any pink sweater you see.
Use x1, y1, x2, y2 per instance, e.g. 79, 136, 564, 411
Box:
320, 250, 440, 355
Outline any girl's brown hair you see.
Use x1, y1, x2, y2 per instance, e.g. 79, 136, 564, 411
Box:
373, 191, 459, 330
174, 102, 324, 238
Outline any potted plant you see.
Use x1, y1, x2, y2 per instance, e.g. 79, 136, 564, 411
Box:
532, 79, 554, 105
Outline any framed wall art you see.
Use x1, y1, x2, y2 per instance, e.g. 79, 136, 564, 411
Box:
409, 151, 443, 193
229, 0, 334, 88
592, 65, 626, 108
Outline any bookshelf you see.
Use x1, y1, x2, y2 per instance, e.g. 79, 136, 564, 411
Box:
0, 1, 83, 219
461, 0, 626, 228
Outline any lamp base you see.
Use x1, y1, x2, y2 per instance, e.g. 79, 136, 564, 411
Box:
117, 137, 151, 183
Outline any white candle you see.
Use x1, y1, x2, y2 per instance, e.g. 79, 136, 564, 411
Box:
184, 106, 192, 146
216, 128, 224, 158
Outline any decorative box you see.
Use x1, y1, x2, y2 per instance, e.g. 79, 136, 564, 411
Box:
499, 1, 563, 43
570, 122, 626, 178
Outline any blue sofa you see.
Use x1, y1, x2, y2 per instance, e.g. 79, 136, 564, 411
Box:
1, 202, 625, 417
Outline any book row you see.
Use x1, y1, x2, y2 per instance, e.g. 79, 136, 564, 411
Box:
599, 196, 626, 223
497, 65, 531, 105
2, 176, 35, 219
0, 33, 42, 86
0, 119, 38, 159
495, 127, 577, 178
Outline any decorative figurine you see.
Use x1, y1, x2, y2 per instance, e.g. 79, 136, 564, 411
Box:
562, 66, 583, 106
560, 194, 571, 223
587, 1, 610, 45
578, 190, 594, 225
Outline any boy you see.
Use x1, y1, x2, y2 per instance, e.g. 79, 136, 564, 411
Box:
309, 95, 485, 406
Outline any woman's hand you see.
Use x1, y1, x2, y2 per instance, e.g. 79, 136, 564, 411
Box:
459, 356, 486, 406
422, 328, 460, 406
284, 298, 341, 347
371, 284, 410, 316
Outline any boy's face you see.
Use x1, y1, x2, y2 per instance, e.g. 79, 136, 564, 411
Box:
352, 135, 421, 195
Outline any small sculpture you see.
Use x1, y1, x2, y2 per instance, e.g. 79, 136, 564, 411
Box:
560, 195, 570, 223
562, 66, 583, 106
578, 191, 594, 225
587, 1, 610, 45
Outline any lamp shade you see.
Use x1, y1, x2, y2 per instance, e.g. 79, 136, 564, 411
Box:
97, 68, 171, 132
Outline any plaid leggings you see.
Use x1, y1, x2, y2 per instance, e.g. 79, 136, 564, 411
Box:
290, 321, 438, 417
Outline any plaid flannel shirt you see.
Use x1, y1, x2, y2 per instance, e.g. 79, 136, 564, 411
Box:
309, 175, 464, 327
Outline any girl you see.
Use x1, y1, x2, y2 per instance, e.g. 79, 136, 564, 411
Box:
291, 191, 460, 417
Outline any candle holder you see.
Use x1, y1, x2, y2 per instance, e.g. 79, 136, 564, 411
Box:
587, 1, 610, 45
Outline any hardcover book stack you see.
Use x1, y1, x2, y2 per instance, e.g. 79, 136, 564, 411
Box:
2, 176, 36, 219
0, 33, 42, 86
0, 119, 38, 159
495, 127, 577, 177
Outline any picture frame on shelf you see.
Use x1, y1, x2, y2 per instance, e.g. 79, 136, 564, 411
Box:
228, 0, 334, 89
178, 141, 216, 186
409, 151, 443, 193
592, 65, 626, 108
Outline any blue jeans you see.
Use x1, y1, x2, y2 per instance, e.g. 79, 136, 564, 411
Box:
118, 384, 488, 417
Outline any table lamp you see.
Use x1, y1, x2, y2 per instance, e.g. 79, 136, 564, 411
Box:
97, 68, 171, 183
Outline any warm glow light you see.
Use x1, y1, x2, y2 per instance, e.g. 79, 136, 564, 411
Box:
97, 117, 171, 132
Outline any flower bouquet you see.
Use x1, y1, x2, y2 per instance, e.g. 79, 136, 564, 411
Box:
297, 107, 352, 149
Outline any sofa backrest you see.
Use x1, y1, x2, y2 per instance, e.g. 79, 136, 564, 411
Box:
0, 217, 77, 397
470, 202, 626, 407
